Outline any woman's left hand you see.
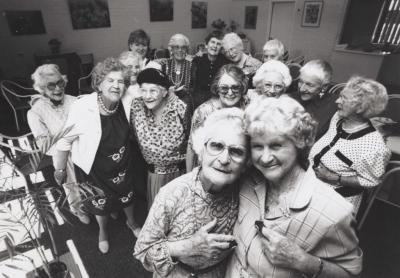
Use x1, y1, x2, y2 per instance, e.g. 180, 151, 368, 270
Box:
314, 163, 339, 184
260, 225, 307, 269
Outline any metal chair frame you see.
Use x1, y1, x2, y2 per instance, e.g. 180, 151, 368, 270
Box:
0, 80, 36, 131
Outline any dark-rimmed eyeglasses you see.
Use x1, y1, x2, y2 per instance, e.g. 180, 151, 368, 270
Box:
204, 139, 247, 163
218, 85, 243, 95
171, 45, 188, 51
46, 79, 66, 91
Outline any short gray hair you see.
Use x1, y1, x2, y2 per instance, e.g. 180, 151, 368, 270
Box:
31, 64, 67, 94
253, 60, 292, 88
192, 108, 249, 162
263, 39, 285, 59
345, 76, 388, 119
119, 51, 142, 66
222, 32, 243, 51
245, 95, 317, 168
168, 34, 190, 49
300, 59, 332, 85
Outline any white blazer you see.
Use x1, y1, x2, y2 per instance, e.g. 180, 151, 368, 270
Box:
56, 92, 130, 174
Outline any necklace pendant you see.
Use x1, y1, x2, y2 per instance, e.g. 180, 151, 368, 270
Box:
175, 70, 181, 75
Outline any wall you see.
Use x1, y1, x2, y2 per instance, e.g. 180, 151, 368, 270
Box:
0, 0, 230, 79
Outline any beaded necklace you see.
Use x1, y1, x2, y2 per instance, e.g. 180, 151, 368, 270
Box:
97, 93, 119, 114
166, 59, 191, 89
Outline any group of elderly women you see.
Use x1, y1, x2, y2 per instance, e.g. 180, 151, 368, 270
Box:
26, 27, 392, 277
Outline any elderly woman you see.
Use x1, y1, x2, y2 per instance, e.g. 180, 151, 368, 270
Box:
134, 108, 249, 277
226, 95, 362, 278
27, 64, 89, 225
309, 76, 391, 213
151, 34, 193, 110
186, 64, 248, 172
248, 59, 292, 102
130, 68, 190, 209
128, 29, 152, 68
191, 30, 229, 109
295, 59, 337, 140
262, 39, 285, 62
53, 57, 141, 254
222, 33, 261, 77
119, 51, 142, 119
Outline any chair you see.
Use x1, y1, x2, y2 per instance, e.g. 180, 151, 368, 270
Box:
78, 68, 94, 95
357, 160, 400, 230
154, 48, 170, 59
288, 55, 305, 66
328, 83, 346, 95
0, 80, 37, 132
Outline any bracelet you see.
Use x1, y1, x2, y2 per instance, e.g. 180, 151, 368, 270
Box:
302, 258, 324, 278
336, 174, 342, 186
55, 169, 66, 173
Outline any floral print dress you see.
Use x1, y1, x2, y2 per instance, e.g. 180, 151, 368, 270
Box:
75, 103, 135, 215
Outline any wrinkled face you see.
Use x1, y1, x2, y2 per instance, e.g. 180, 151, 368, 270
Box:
223, 42, 243, 63
42, 74, 66, 102
170, 38, 188, 61
200, 125, 248, 192
336, 87, 359, 118
218, 73, 243, 107
251, 131, 298, 185
140, 83, 167, 111
99, 71, 125, 103
129, 41, 148, 59
263, 48, 280, 63
207, 37, 223, 56
121, 57, 141, 84
298, 70, 324, 101
255, 71, 286, 98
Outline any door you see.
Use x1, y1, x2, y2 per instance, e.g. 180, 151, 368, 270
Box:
268, 1, 295, 51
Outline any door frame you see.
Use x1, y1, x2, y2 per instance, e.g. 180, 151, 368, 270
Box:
267, 0, 296, 51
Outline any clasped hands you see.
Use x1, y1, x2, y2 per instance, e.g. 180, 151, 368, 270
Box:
313, 163, 340, 185
178, 218, 235, 268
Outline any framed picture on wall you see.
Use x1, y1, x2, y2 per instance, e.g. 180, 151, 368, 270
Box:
5, 11, 46, 35
244, 6, 258, 29
149, 0, 174, 22
68, 0, 111, 30
301, 1, 323, 27
191, 1, 207, 29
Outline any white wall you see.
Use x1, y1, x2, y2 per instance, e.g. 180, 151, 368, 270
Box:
0, 0, 230, 79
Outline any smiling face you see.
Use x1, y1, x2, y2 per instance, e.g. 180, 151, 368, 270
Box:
140, 83, 167, 111
200, 124, 248, 192
217, 73, 243, 107
129, 41, 148, 59
170, 38, 188, 62
99, 71, 125, 104
223, 42, 243, 63
207, 37, 223, 57
298, 70, 324, 101
251, 131, 298, 185
255, 71, 286, 97
42, 74, 66, 102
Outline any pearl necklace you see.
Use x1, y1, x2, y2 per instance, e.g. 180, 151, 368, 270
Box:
342, 121, 369, 133
168, 60, 184, 88
97, 93, 119, 114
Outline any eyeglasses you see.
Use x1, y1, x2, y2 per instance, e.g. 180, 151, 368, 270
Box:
218, 85, 243, 95
46, 79, 66, 91
171, 45, 188, 51
204, 139, 247, 163
255, 83, 285, 97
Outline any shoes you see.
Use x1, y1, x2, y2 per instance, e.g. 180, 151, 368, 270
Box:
98, 240, 109, 254
110, 212, 118, 220
126, 221, 142, 238
71, 209, 90, 225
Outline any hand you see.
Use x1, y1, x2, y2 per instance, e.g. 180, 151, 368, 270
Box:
259, 224, 308, 270
178, 218, 235, 267
54, 169, 67, 186
313, 163, 339, 184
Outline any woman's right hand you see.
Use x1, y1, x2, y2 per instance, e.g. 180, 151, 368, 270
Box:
54, 169, 67, 186
168, 218, 235, 267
